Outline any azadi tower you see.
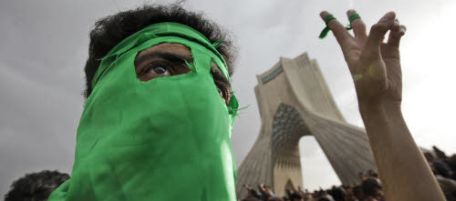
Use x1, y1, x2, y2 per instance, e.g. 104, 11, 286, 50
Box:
236, 53, 377, 197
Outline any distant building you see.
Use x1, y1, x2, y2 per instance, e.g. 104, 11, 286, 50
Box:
236, 53, 377, 197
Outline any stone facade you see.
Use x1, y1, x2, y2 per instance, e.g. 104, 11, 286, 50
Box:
236, 53, 377, 197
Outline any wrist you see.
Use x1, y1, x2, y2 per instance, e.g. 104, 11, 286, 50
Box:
359, 99, 402, 119
358, 98, 384, 117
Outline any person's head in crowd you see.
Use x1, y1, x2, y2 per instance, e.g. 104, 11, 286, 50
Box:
367, 170, 378, 178
361, 178, 383, 199
449, 154, 456, 172
358, 171, 367, 182
4, 170, 69, 201
317, 191, 335, 201
352, 185, 364, 200
287, 188, 303, 201
258, 183, 266, 194
343, 185, 358, 201
264, 185, 275, 196
433, 146, 449, 160
329, 186, 346, 201
286, 188, 293, 196
434, 159, 454, 178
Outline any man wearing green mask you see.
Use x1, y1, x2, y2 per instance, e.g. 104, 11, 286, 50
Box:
49, 4, 239, 201
47, 3, 445, 201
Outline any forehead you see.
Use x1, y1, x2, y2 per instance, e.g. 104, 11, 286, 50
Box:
136, 43, 191, 58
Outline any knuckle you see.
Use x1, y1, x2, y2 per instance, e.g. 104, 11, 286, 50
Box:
353, 21, 366, 29
370, 23, 387, 32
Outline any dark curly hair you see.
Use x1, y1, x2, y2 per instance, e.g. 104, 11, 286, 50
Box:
361, 178, 382, 197
4, 170, 70, 201
83, 3, 236, 98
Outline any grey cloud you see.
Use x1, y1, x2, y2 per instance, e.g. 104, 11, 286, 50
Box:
2, 0, 454, 195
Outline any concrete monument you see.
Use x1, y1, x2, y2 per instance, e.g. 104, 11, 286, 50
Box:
236, 53, 377, 197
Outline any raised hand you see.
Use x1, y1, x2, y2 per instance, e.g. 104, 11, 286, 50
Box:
319, 10, 446, 201
320, 10, 406, 108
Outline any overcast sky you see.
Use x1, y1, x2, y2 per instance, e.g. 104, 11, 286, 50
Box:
1, 0, 455, 195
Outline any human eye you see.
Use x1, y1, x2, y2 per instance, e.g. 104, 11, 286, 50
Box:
137, 61, 176, 81
145, 64, 171, 76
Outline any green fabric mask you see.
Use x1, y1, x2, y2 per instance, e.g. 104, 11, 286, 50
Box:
48, 22, 239, 201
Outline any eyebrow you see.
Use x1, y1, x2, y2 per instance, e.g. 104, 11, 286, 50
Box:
135, 51, 193, 67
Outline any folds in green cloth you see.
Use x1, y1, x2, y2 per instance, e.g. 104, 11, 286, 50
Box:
48, 22, 239, 201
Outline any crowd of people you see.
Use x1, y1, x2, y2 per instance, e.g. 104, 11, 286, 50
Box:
240, 146, 456, 201
240, 170, 383, 201
3, 146, 456, 201
425, 146, 456, 200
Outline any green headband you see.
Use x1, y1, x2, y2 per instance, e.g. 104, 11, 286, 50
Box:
92, 22, 230, 87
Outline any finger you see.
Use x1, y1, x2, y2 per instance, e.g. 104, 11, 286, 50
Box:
363, 11, 396, 59
320, 11, 353, 48
347, 9, 367, 42
387, 19, 406, 47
